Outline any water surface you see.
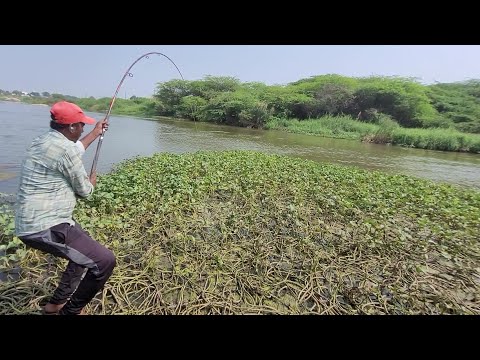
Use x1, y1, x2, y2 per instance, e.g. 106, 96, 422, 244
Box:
1, 101, 479, 194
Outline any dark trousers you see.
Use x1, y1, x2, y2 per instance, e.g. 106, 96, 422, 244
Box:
20, 222, 116, 315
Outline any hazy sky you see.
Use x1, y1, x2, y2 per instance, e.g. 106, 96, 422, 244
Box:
1, 45, 479, 99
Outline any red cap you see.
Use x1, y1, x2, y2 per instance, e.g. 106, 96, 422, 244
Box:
50, 101, 96, 125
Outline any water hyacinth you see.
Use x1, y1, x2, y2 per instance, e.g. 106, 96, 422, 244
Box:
1, 150, 479, 314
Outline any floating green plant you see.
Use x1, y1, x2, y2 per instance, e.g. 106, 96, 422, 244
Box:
1, 151, 479, 314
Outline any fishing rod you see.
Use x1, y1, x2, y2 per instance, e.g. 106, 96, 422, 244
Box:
89, 52, 184, 177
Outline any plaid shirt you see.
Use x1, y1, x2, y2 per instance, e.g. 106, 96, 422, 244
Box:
15, 129, 93, 236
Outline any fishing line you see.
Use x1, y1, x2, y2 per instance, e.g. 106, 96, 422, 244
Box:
89, 52, 184, 177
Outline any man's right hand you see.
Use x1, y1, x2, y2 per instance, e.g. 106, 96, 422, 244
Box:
94, 118, 109, 137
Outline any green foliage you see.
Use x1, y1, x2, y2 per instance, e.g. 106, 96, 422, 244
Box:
73, 152, 480, 314
354, 77, 438, 127
312, 83, 357, 116
0, 205, 26, 267
455, 122, 480, 134
259, 86, 318, 119
154, 79, 192, 116
392, 127, 480, 152
189, 76, 241, 99
288, 75, 360, 118
266, 115, 378, 139
427, 81, 480, 133
201, 90, 271, 128
178, 96, 207, 121
139, 98, 162, 117
2, 152, 480, 314
154, 76, 241, 117
290, 74, 360, 93
366, 115, 400, 144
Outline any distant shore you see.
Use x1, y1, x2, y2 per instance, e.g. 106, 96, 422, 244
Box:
1, 97, 20, 102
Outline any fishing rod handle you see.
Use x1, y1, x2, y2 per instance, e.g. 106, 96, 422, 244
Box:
90, 134, 104, 177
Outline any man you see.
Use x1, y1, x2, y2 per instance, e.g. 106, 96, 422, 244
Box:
15, 101, 116, 315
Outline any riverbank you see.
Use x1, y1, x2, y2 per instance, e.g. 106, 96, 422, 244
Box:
265, 116, 480, 154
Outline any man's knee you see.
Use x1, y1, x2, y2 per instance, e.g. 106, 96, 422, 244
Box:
101, 248, 116, 274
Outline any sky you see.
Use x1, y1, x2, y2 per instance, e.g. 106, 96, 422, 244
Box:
1, 45, 480, 99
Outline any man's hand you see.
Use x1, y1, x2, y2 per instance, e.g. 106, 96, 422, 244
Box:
80, 119, 109, 151
89, 172, 97, 186
94, 118, 109, 137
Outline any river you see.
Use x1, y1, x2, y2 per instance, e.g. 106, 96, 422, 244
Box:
1, 101, 480, 194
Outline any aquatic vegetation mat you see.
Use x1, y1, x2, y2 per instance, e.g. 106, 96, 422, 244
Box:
1, 151, 479, 314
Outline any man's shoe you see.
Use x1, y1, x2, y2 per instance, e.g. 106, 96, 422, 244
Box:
43, 302, 66, 315
58, 307, 86, 315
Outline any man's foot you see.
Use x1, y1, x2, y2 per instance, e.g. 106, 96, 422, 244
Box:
58, 307, 86, 315
44, 302, 86, 315
43, 302, 66, 315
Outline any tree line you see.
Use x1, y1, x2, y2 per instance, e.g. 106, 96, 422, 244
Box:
3, 74, 480, 134
152, 75, 480, 134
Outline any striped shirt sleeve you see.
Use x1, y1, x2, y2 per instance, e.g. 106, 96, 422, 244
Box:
57, 144, 93, 198
75, 141, 86, 157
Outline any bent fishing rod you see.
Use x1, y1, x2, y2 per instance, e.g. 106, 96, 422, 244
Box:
89, 52, 184, 177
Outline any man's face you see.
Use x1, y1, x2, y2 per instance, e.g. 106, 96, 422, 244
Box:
71, 122, 85, 141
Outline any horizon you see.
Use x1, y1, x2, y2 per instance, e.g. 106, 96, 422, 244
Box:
2, 74, 479, 101
1, 45, 480, 99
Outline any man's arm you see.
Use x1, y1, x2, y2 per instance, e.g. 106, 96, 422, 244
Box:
58, 146, 94, 198
80, 119, 109, 151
